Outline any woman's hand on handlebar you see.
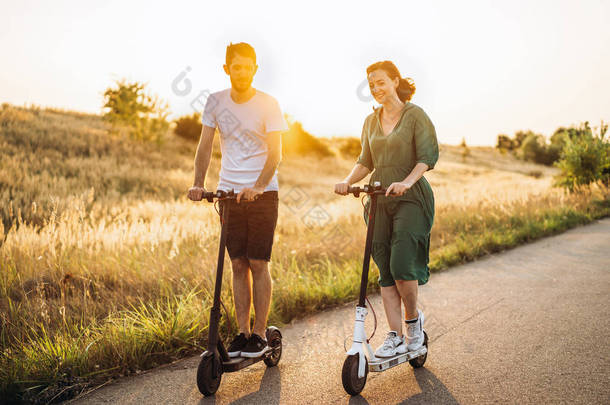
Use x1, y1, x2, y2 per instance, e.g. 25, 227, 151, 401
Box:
385, 182, 411, 197
334, 181, 350, 195
188, 185, 206, 201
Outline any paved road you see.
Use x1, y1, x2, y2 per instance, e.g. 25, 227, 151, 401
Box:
69, 218, 610, 404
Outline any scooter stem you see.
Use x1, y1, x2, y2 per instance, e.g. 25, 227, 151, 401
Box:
358, 191, 378, 307
207, 198, 230, 352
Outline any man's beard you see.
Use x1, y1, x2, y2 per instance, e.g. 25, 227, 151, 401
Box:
230, 77, 252, 93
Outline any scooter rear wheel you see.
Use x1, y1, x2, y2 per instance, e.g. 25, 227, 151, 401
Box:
342, 354, 368, 395
197, 353, 223, 396
409, 330, 429, 368
264, 327, 283, 367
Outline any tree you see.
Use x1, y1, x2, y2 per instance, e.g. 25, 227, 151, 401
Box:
513, 130, 529, 149
102, 79, 170, 143
520, 133, 552, 165
496, 134, 513, 152
554, 121, 609, 192
460, 137, 470, 162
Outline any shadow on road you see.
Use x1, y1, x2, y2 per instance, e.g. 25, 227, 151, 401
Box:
400, 368, 459, 404
347, 367, 459, 405
197, 366, 281, 405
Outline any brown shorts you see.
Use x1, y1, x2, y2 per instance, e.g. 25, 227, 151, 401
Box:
218, 191, 279, 262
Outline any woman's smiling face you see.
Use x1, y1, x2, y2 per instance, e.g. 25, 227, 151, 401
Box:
368, 69, 399, 104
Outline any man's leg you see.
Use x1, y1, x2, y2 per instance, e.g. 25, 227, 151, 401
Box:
249, 259, 272, 337
231, 257, 252, 336
244, 192, 278, 338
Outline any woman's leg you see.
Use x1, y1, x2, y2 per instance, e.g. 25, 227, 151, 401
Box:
380, 285, 404, 336
395, 279, 418, 320
390, 201, 430, 320
370, 202, 402, 334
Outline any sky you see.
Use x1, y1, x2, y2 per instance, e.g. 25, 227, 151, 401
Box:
1, 0, 609, 145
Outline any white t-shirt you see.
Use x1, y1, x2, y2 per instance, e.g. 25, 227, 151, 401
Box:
201, 88, 288, 193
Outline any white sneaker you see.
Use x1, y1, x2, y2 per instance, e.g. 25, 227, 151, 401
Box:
406, 309, 425, 351
375, 331, 407, 358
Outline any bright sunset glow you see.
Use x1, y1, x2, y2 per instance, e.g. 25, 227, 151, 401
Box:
1, 0, 608, 145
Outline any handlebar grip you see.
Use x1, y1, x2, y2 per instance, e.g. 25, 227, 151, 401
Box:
198, 189, 236, 202
347, 186, 361, 197
344, 181, 386, 196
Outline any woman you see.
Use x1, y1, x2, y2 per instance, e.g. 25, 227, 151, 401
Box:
334, 60, 439, 357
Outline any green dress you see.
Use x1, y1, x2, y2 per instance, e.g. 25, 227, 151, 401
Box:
356, 102, 439, 286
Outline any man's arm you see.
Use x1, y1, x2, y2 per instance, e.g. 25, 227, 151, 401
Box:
254, 130, 282, 189
193, 125, 216, 187
236, 130, 282, 203
187, 125, 216, 201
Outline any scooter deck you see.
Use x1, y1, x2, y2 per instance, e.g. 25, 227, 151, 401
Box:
200, 347, 280, 372
222, 355, 262, 372
368, 346, 428, 372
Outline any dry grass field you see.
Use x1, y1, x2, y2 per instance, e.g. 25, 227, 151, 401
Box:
1, 104, 608, 402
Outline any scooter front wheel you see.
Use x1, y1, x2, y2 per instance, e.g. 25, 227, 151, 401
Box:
197, 353, 223, 396
264, 327, 283, 367
409, 330, 429, 368
342, 354, 368, 395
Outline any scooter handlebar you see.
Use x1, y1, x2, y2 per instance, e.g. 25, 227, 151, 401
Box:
346, 181, 386, 197
199, 189, 237, 202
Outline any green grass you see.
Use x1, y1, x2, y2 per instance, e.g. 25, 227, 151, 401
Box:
0, 103, 608, 403
2, 193, 607, 404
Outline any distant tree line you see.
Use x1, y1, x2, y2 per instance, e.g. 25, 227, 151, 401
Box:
496, 122, 609, 191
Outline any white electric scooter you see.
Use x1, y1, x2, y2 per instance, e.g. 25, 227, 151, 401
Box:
340, 182, 428, 396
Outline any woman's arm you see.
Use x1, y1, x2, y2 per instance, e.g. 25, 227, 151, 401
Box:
386, 108, 438, 197
344, 163, 371, 185
334, 163, 371, 195
385, 162, 429, 196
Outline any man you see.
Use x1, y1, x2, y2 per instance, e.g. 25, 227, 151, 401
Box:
187, 42, 287, 358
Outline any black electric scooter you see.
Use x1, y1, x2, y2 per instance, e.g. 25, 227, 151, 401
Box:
340, 181, 428, 396
195, 189, 283, 396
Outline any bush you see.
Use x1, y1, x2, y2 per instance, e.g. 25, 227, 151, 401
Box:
174, 113, 203, 142
519, 133, 557, 165
282, 115, 333, 157
496, 130, 534, 153
497, 129, 568, 166
496, 134, 513, 151
102, 79, 170, 144
554, 121, 609, 192
338, 137, 362, 159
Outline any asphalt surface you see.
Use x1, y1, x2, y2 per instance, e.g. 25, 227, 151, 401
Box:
69, 218, 610, 404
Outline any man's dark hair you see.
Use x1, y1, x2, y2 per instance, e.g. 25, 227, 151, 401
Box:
226, 42, 256, 66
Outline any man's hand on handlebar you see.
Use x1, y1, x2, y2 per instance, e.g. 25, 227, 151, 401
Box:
236, 186, 263, 203
334, 181, 350, 195
187, 185, 206, 201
